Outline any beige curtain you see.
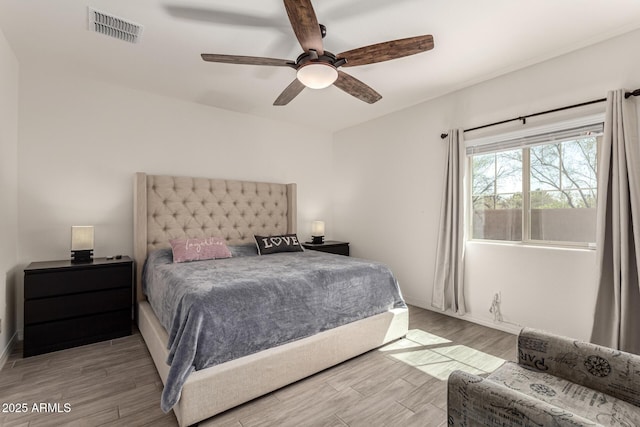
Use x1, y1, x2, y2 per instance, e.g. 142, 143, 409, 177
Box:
590, 89, 640, 354
432, 130, 467, 314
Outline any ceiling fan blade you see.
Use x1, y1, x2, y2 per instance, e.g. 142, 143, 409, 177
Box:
274, 79, 306, 106
333, 71, 381, 104
201, 54, 292, 67
283, 0, 324, 55
338, 35, 434, 67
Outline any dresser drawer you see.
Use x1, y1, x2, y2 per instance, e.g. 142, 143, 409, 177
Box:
23, 309, 131, 357
315, 245, 349, 256
302, 241, 350, 256
24, 264, 132, 299
24, 287, 131, 325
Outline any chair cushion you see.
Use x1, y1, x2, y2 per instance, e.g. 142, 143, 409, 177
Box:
488, 362, 640, 426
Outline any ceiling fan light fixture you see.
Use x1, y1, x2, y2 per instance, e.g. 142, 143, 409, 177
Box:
296, 62, 338, 89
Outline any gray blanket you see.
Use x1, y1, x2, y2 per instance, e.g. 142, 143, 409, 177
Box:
143, 245, 406, 412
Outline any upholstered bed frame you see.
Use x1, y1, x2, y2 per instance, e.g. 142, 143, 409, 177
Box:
133, 172, 408, 426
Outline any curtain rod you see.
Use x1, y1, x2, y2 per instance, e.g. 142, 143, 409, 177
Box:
440, 88, 640, 139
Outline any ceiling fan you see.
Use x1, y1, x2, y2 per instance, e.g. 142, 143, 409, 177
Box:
200, 0, 434, 106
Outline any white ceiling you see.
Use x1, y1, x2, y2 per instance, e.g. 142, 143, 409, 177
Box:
2, 0, 640, 132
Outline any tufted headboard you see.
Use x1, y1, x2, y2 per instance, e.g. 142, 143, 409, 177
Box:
133, 172, 297, 302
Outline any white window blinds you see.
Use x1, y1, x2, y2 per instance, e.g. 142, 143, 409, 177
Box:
466, 114, 604, 155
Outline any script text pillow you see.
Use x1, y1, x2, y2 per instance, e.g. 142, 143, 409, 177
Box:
254, 234, 304, 255
170, 236, 232, 263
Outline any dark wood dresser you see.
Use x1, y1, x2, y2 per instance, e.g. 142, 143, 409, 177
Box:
23, 256, 133, 357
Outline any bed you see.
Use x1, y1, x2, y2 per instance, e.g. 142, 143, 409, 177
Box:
133, 172, 409, 426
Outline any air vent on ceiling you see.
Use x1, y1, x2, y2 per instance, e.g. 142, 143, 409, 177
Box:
88, 7, 143, 44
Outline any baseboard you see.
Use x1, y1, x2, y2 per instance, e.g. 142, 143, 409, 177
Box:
0, 331, 18, 371
404, 296, 522, 335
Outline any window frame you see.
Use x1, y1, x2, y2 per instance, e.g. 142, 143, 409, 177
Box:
466, 114, 603, 249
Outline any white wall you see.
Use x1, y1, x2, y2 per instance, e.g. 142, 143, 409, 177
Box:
0, 26, 19, 363
333, 28, 640, 341
15, 68, 335, 336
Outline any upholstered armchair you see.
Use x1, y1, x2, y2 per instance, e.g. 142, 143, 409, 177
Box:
448, 328, 640, 426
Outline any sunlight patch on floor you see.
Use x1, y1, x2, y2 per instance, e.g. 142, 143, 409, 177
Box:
381, 329, 506, 381
390, 349, 451, 366
404, 329, 452, 346
378, 338, 424, 352
431, 345, 505, 372
415, 360, 487, 381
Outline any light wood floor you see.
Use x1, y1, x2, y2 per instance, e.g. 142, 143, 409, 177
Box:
0, 306, 516, 426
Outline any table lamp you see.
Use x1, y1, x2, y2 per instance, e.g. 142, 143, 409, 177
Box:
71, 225, 94, 263
311, 221, 325, 244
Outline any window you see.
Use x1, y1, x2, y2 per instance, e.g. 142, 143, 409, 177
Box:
471, 149, 523, 241
468, 116, 602, 246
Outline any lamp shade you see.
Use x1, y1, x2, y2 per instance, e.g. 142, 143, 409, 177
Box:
311, 221, 325, 236
296, 63, 338, 89
71, 226, 94, 250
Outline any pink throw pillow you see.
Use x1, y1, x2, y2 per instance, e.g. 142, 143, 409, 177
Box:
169, 236, 232, 263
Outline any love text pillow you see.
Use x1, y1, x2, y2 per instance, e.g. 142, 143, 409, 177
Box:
254, 234, 304, 255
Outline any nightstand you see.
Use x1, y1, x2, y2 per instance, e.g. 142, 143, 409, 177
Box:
23, 256, 133, 357
302, 240, 350, 256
